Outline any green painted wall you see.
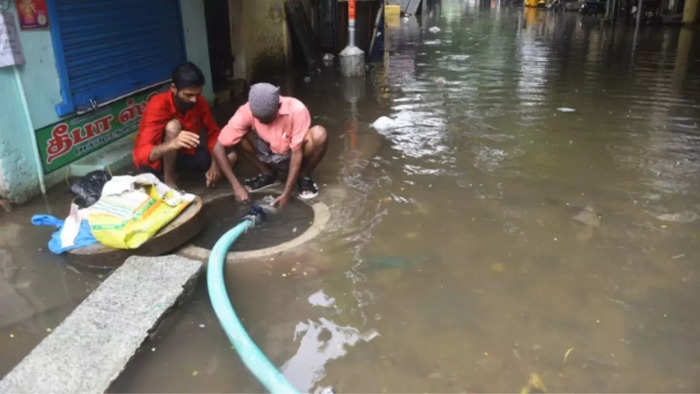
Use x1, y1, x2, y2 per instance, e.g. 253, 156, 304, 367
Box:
0, 67, 40, 202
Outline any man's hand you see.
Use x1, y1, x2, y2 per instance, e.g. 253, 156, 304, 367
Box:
233, 184, 249, 202
272, 192, 290, 210
205, 162, 221, 188
169, 130, 200, 150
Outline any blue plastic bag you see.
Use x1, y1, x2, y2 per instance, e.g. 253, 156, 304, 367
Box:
31, 215, 97, 254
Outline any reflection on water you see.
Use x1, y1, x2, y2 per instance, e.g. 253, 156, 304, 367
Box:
282, 290, 378, 393
6, 1, 700, 392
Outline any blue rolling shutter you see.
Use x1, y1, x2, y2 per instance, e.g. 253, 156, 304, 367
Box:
47, 0, 186, 116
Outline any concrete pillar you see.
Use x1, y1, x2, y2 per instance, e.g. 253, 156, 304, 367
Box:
228, 0, 289, 81
683, 0, 698, 24
673, 27, 693, 88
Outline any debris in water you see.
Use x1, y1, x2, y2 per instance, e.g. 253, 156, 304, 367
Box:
9, 333, 15, 339
318, 386, 335, 394
672, 254, 685, 260
151, 347, 156, 352
491, 263, 505, 273
429, 26, 441, 33
308, 289, 335, 307
292, 227, 298, 233
428, 371, 443, 379
563, 347, 575, 364
371, 116, 396, 130
572, 205, 600, 227
521, 373, 547, 394
557, 107, 576, 113
282, 273, 288, 278
513, 348, 522, 360
45, 328, 52, 333
655, 211, 698, 223
192, 370, 199, 377
199, 323, 206, 328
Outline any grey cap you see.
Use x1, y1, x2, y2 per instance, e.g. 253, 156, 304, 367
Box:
249, 83, 281, 120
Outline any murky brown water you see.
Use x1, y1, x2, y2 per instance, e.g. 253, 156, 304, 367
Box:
193, 197, 314, 250
5, 1, 700, 392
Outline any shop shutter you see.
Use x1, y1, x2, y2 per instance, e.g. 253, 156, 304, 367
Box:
47, 0, 186, 116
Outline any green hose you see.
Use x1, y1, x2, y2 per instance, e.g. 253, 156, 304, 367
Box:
207, 217, 298, 394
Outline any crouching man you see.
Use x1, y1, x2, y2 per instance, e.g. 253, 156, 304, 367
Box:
132, 62, 230, 188
212, 83, 328, 209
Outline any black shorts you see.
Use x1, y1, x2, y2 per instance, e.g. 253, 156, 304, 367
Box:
137, 126, 212, 176
137, 144, 211, 177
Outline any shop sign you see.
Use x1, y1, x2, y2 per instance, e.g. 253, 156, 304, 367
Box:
35, 86, 167, 173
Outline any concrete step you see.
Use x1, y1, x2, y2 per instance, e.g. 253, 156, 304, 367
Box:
0, 255, 202, 394
69, 136, 135, 177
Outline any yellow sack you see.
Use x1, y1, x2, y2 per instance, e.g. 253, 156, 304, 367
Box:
87, 185, 190, 249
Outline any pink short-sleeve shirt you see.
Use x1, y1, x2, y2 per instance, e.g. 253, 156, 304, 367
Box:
218, 96, 311, 154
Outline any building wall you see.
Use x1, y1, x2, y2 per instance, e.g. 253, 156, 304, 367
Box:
180, 0, 214, 100
0, 68, 40, 201
229, 0, 290, 81
0, 0, 213, 203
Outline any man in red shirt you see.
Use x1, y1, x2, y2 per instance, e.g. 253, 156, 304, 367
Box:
213, 83, 328, 209
133, 62, 229, 188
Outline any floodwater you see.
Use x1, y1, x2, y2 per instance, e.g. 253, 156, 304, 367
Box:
5, 1, 700, 392
192, 197, 314, 250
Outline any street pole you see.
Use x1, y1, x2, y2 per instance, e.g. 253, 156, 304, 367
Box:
632, 0, 643, 54
340, 0, 365, 77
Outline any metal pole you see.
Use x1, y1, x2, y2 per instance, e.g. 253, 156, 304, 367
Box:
368, 4, 384, 58
632, 0, 642, 53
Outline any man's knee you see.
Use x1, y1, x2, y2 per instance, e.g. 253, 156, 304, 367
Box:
165, 119, 182, 138
227, 150, 238, 165
309, 125, 327, 145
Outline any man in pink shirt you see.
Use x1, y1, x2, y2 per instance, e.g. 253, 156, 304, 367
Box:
212, 83, 328, 208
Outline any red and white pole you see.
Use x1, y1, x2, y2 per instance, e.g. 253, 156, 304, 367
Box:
348, 0, 357, 47
339, 0, 365, 77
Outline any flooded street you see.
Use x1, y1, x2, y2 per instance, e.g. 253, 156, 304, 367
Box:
5, 1, 700, 392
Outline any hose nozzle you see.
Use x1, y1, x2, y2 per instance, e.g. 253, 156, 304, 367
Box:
243, 204, 266, 227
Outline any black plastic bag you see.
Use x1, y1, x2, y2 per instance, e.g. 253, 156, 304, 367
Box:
70, 170, 111, 208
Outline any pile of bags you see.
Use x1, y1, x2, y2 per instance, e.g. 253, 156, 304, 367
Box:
33, 172, 195, 253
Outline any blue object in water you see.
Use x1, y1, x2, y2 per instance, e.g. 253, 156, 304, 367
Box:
207, 212, 298, 394
31, 215, 97, 254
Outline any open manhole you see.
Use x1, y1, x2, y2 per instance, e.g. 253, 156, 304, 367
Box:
191, 196, 315, 251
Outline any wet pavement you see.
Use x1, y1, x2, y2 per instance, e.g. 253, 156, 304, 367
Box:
4, 0, 700, 392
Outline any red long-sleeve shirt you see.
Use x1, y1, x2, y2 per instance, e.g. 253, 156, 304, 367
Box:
132, 91, 220, 171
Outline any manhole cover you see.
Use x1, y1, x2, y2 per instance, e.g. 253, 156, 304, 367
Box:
192, 196, 314, 250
